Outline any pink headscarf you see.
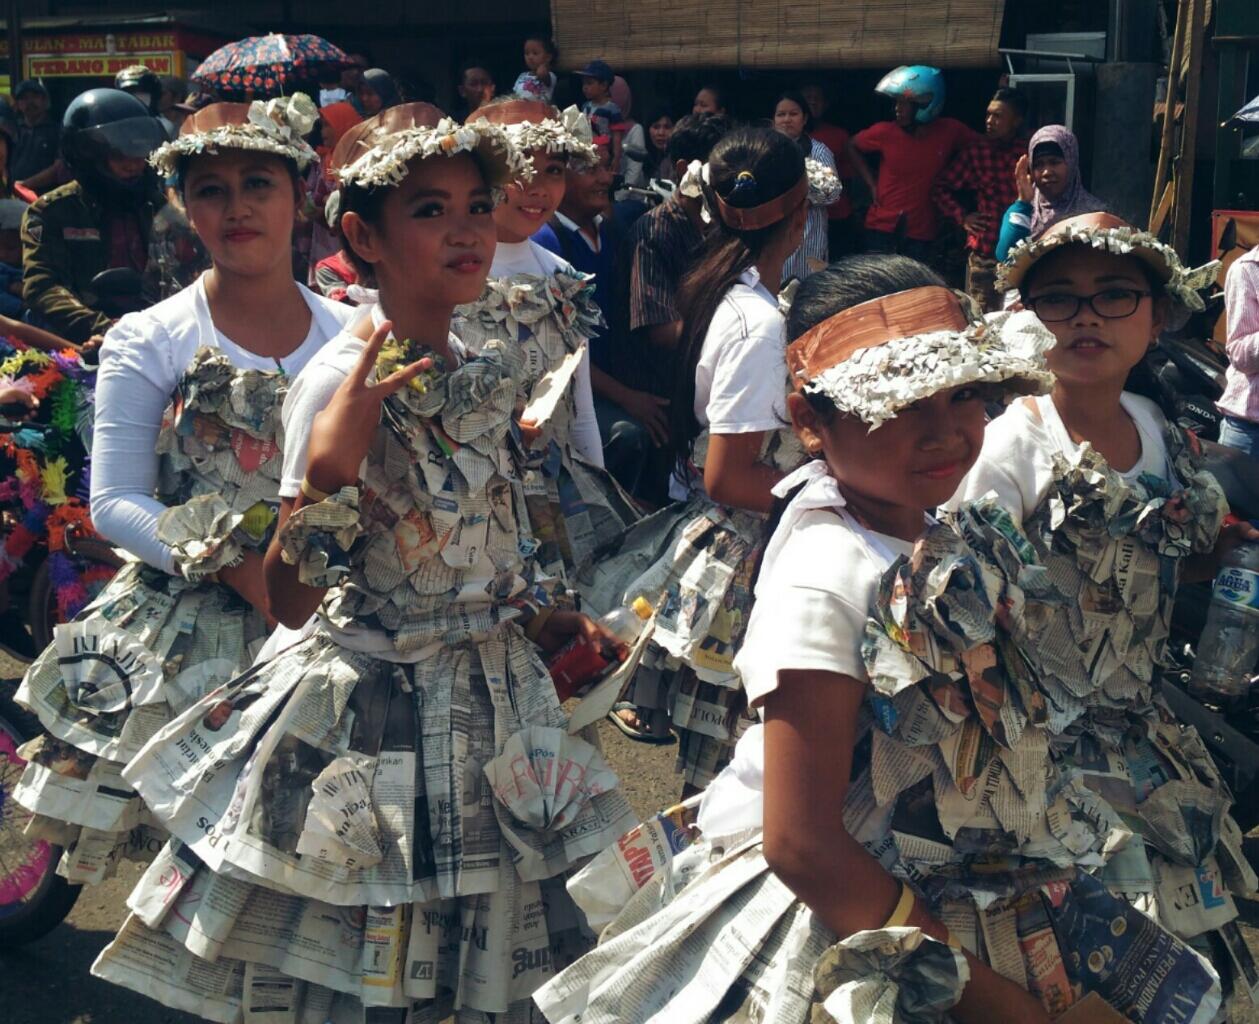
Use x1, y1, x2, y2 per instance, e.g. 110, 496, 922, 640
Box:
1028, 124, 1108, 238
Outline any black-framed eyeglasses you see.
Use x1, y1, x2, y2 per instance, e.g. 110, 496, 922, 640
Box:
1026, 287, 1151, 323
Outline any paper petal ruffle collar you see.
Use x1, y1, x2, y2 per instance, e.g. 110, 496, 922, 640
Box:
150, 93, 320, 176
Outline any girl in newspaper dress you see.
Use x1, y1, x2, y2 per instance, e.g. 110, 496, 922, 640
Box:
457, 100, 637, 583
578, 127, 837, 795
949, 212, 1258, 982
534, 256, 1225, 1024
12, 97, 352, 886
95, 104, 636, 1023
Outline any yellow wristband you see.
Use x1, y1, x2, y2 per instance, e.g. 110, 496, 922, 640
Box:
883, 881, 915, 929
300, 477, 332, 503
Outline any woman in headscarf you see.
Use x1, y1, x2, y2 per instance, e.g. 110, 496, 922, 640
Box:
994, 123, 1108, 261
356, 67, 401, 117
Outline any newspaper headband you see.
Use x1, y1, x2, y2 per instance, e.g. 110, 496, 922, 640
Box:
324, 102, 528, 228
679, 157, 840, 227
789, 285, 1055, 429
151, 95, 319, 177
998, 212, 1220, 313
469, 101, 598, 170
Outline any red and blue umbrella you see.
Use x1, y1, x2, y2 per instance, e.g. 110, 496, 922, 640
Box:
191, 33, 352, 100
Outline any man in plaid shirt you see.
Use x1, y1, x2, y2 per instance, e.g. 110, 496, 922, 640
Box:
932, 87, 1029, 311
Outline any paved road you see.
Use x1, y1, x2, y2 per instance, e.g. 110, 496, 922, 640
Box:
2, 662, 1257, 1023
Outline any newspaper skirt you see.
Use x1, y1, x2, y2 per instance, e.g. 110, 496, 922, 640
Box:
96, 628, 637, 1021
577, 498, 764, 787
12, 561, 268, 884
519, 443, 639, 586
535, 834, 1223, 1024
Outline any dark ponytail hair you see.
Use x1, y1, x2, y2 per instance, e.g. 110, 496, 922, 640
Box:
669, 126, 805, 474
750, 253, 949, 588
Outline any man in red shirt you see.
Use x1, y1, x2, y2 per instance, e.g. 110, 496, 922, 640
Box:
931, 87, 1029, 311
800, 82, 860, 258
848, 66, 975, 266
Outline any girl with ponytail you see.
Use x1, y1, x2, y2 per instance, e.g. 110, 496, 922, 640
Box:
587, 126, 809, 796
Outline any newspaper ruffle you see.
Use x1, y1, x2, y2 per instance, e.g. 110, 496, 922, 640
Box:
801, 308, 1056, 430
806, 157, 843, 206
811, 928, 968, 1023
335, 117, 529, 195
998, 222, 1220, 313
13, 561, 269, 885
151, 93, 320, 177
535, 835, 1221, 1024
103, 624, 636, 1019
458, 270, 603, 363
156, 493, 246, 581
277, 486, 361, 588
457, 268, 636, 582
502, 105, 599, 170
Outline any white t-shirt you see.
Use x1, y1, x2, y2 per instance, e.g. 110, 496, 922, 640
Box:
701, 464, 914, 841
279, 305, 467, 500
670, 267, 788, 500
693, 266, 788, 436
482, 239, 603, 468
946, 392, 1174, 520
90, 277, 353, 573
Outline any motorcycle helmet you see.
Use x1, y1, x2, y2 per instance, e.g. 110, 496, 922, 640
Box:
875, 65, 946, 124
114, 64, 163, 116
62, 88, 167, 197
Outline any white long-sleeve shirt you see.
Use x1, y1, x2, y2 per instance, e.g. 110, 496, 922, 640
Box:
90, 277, 353, 572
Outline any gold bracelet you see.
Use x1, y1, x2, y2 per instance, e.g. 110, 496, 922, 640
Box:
883, 881, 915, 929
524, 605, 556, 642
300, 477, 332, 503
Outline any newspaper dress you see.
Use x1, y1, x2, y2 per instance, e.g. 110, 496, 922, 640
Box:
13, 349, 285, 885
535, 484, 1228, 1024
456, 270, 637, 583
578, 426, 806, 787
94, 332, 638, 1023
994, 426, 1258, 975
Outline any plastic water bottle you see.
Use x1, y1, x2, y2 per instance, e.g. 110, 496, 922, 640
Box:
548, 597, 654, 701
1189, 539, 1259, 704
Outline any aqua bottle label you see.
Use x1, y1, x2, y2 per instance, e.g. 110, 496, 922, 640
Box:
1213, 566, 1259, 616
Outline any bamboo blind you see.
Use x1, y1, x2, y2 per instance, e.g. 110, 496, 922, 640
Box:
551, 0, 1006, 70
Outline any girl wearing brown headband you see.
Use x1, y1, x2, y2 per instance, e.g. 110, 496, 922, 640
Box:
538, 254, 1223, 1023
583, 127, 810, 786
13, 98, 354, 905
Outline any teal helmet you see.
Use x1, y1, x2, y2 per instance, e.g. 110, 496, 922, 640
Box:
875, 65, 946, 124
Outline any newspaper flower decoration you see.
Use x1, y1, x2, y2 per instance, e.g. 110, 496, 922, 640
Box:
151, 92, 320, 177
806, 156, 843, 206
503, 105, 599, 170
800, 307, 1055, 431
998, 215, 1220, 314
334, 117, 529, 206
458, 270, 604, 354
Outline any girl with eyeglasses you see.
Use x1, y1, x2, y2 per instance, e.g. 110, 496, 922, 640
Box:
947, 212, 1259, 966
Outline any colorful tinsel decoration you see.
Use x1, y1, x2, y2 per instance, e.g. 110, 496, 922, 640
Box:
0, 338, 113, 618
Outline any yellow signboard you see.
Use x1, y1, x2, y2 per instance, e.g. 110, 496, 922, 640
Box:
26, 53, 176, 79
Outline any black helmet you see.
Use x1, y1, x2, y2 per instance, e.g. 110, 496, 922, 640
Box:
62, 89, 167, 196
115, 65, 163, 115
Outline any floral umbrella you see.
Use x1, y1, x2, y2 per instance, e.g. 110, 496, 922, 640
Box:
191, 33, 352, 101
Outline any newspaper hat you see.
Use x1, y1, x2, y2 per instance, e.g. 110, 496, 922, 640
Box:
329, 101, 526, 193
469, 100, 598, 170
788, 285, 1054, 430
998, 212, 1220, 313
150, 95, 319, 177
